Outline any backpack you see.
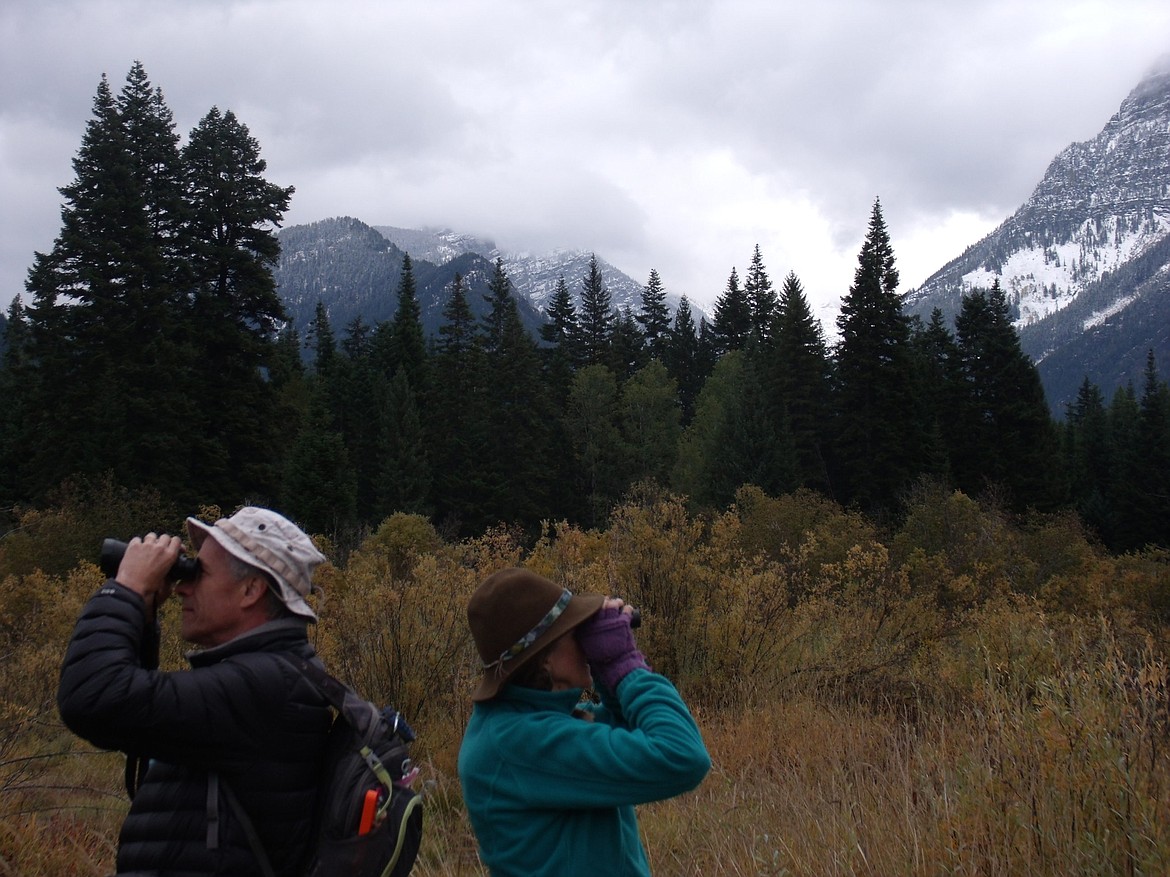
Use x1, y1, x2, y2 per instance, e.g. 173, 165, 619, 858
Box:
224, 655, 424, 877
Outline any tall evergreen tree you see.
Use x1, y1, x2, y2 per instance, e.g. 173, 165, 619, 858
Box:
1108, 382, 1143, 551
1063, 376, 1113, 542
387, 253, 427, 389
480, 259, 554, 530
663, 297, 701, 421
953, 278, 1059, 510
21, 69, 185, 498
621, 360, 682, 486
712, 267, 751, 354
1131, 351, 1170, 547
378, 368, 432, 518
540, 273, 581, 407
182, 105, 294, 503
743, 245, 777, 345
636, 268, 671, 360
770, 271, 833, 492
564, 364, 629, 527
608, 305, 646, 380
908, 309, 962, 483
675, 351, 794, 509
832, 198, 920, 511
578, 254, 613, 366
430, 273, 492, 531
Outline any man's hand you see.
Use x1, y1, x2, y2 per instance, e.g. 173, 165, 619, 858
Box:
116, 533, 182, 616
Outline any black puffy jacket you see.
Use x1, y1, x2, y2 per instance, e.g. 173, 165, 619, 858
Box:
58, 582, 333, 876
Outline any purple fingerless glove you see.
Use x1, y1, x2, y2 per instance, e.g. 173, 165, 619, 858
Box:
575, 607, 650, 691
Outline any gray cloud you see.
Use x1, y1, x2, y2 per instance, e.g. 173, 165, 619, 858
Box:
2, 0, 1169, 321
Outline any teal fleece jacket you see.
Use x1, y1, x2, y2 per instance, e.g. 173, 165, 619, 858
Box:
457, 668, 710, 876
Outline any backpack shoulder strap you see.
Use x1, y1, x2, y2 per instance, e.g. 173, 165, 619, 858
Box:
219, 773, 278, 877
277, 653, 355, 712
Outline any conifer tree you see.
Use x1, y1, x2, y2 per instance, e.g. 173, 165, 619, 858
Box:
953, 278, 1059, 510
280, 394, 357, 537
541, 274, 581, 356
308, 300, 338, 379
743, 245, 777, 345
387, 253, 427, 389
564, 364, 629, 527
1131, 351, 1170, 547
0, 299, 31, 503
378, 368, 432, 518
621, 360, 681, 486
712, 267, 751, 354
578, 254, 613, 366
430, 273, 493, 531
636, 268, 672, 360
181, 105, 293, 502
608, 305, 646, 380
663, 296, 701, 421
1063, 376, 1113, 542
480, 259, 555, 530
22, 69, 185, 498
1108, 382, 1143, 551
832, 198, 920, 510
675, 351, 794, 509
770, 271, 833, 491
540, 274, 580, 407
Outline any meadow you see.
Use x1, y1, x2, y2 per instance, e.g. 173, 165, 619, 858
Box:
2, 481, 1167, 875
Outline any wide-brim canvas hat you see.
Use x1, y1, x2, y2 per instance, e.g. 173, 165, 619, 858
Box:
468, 567, 604, 701
187, 507, 325, 622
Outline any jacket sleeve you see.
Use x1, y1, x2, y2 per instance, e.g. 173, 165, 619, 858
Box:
57, 582, 300, 766
494, 669, 710, 810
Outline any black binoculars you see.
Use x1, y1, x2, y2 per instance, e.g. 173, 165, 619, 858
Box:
99, 538, 201, 581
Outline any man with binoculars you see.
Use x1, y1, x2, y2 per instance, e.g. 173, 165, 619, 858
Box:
57, 507, 331, 877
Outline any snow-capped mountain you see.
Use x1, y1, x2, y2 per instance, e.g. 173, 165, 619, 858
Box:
375, 225, 654, 317
903, 64, 1170, 412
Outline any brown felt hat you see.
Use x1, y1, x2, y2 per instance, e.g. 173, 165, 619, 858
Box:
468, 567, 604, 701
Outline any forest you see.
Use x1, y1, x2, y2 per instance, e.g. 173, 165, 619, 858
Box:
2, 63, 1169, 875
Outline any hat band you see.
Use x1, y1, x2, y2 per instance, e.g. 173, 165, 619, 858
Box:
215, 518, 301, 597
484, 588, 573, 671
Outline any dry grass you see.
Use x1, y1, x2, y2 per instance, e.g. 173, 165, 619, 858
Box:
3, 488, 1169, 875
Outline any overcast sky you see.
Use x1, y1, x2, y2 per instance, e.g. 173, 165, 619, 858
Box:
2, 1, 1169, 326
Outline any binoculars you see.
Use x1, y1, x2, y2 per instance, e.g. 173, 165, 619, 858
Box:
99, 538, 201, 581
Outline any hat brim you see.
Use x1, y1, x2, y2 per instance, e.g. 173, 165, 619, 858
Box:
186, 517, 318, 622
471, 591, 604, 702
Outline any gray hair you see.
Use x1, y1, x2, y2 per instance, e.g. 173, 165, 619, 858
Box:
227, 554, 293, 620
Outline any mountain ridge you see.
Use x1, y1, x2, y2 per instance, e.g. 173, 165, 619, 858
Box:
903, 66, 1170, 412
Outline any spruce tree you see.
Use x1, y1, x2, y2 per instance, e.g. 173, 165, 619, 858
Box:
1063, 376, 1113, 542
480, 259, 554, 530
388, 253, 427, 389
770, 271, 833, 492
1131, 351, 1170, 547
22, 69, 184, 498
541, 274, 580, 408
663, 297, 700, 421
953, 278, 1059, 510
621, 360, 681, 486
378, 368, 432, 518
182, 105, 294, 503
744, 245, 777, 345
908, 309, 962, 480
1108, 383, 1143, 551
636, 268, 672, 360
578, 254, 613, 366
832, 198, 920, 511
564, 364, 629, 527
712, 267, 751, 354
430, 273, 493, 531
608, 305, 646, 380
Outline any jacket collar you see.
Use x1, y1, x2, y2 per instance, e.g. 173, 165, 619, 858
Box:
186, 618, 311, 667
